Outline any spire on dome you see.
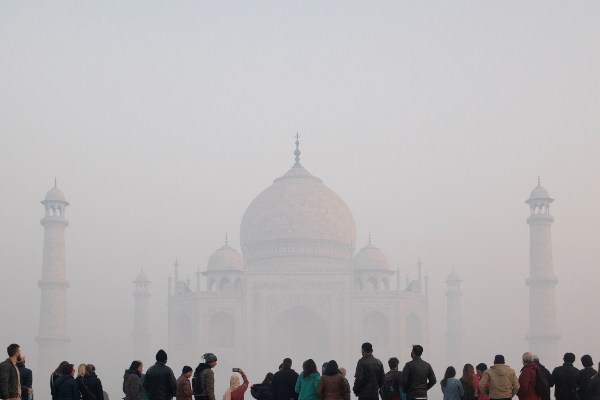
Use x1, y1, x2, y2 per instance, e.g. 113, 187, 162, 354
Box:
368, 232, 372, 245
54, 177, 57, 188
294, 132, 301, 164
225, 233, 228, 245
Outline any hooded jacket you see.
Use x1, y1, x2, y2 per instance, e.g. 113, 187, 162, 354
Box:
517, 363, 540, 400
124, 370, 144, 400
295, 372, 321, 400
479, 364, 519, 399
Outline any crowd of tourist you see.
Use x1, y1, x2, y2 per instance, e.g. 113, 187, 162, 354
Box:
0, 343, 599, 400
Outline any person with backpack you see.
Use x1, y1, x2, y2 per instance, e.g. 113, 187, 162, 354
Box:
380, 358, 404, 400
533, 356, 553, 400
193, 353, 218, 400
517, 353, 540, 400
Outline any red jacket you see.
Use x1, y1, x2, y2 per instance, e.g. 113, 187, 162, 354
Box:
231, 373, 249, 400
474, 373, 489, 400
517, 363, 541, 400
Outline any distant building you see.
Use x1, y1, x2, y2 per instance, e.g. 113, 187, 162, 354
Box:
526, 180, 560, 363
133, 269, 151, 362
445, 268, 463, 366
167, 139, 429, 371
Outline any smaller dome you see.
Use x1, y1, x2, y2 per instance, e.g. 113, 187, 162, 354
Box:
207, 243, 244, 271
353, 242, 390, 270
529, 184, 550, 200
134, 270, 150, 283
446, 269, 461, 282
44, 187, 68, 203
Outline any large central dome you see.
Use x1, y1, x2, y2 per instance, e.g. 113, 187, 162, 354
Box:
240, 161, 356, 269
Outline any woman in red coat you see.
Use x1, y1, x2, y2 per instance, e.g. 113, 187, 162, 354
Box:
224, 368, 249, 400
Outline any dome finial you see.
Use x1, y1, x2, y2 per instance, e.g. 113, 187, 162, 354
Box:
294, 132, 301, 164
225, 232, 228, 245
538, 176, 541, 185
54, 177, 57, 188
368, 232, 372, 245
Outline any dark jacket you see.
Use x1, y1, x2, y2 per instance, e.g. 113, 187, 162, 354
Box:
318, 374, 350, 400
535, 363, 554, 400
124, 370, 144, 400
579, 368, 597, 400
518, 363, 540, 400
251, 384, 273, 400
80, 374, 104, 400
17, 364, 32, 398
552, 363, 580, 400
400, 357, 437, 399
587, 377, 600, 400
0, 359, 20, 399
353, 354, 385, 400
144, 362, 177, 400
272, 368, 299, 400
52, 375, 81, 400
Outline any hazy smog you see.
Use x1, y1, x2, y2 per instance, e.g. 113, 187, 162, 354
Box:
1, 2, 599, 400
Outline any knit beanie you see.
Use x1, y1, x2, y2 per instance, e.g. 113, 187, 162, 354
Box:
156, 349, 168, 363
203, 353, 217, 363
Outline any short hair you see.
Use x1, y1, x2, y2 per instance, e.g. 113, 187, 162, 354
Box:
522, 352, 534, 363
412, 345, 424, 357
388, 357, 400, 369
564, 353, 576, 363
283, 358, 292, 368
476, 363, 487, 372
582, 355, 594, 368
533, 355, 540, 362
362, 342, 373, 353
6, 344, 19, 357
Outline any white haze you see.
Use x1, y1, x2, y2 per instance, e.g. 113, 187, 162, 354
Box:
1, 1, 599, 399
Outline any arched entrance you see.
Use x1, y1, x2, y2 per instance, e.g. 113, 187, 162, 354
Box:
269, 305, 331, 365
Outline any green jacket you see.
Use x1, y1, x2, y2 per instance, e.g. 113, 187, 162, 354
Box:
295, 373, 321, 400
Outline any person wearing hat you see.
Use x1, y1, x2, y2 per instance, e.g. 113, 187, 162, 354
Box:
144, 349, 177, 400
552, 353, 579, 400
400, 345, 436, 400
177, 367, 194, 400
353, 342, 385, 400
193, 353, 218, 400
478, 355, 519, 400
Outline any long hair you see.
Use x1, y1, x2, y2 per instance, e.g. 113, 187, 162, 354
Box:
302, 359, 317, 377
85, 364, 96, 376
262, 373, 274, 385
324, 360, 339, 376
441, 366, 456, 388
54, 361, 70, 376
460, 364, 474, 388
77, 364, 87, 377
129, 361, 143, 376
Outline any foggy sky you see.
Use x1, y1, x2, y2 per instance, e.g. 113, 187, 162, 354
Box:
1, 1, 599, 398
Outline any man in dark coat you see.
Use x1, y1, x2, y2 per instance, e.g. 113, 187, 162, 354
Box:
578, 355, 597, 400
0, 344, 22, 400
144, 349, 177, 400
353, 342, 385, 400
400, 345, 436, 400
271, 358, 298, 400
17, 358, 33, 400
552, 353, 580, 400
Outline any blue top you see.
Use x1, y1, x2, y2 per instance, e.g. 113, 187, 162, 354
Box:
441, 378, 464, 400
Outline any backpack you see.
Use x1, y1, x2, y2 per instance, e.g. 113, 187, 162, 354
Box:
192, 376, 202, 397
380, 372, 399, 400
535, 368, 550, 396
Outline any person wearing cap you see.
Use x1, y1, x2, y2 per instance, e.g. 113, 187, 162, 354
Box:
271, 358, 299, 400
177, 366, 194, 400
552, 353, 579, 400
517, 352, 540, 400
353, 342, 385, 400
578, 355, 597, 400
193, 353, 218, 400
400, 345, 436, 400
478, 355, 519, 400
144, 349, 177, 400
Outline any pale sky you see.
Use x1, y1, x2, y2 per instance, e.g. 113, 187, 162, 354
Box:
1, 1, 599, 396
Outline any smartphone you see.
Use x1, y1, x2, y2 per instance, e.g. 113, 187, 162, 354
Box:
232, 368, 239, 372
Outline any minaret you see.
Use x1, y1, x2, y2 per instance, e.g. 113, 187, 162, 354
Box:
445, 267, 464, 366
133, 269, 151, 360
36, 180, 70, 390
526, 179, 559, 363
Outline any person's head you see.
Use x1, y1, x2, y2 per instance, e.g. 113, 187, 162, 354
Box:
182, 366, 193, 378
441, 366, 456, 387
78, 363, 87, 377
475, 363, 487, 375
85, 364, 96, 376
324, 360, 339, 376
339, 367, 347, 377
522, 352, 534, 365
302, 359, 317, 377
582, 355, 594, 368
6, 344, 20, 359
61, 363, 75, 376
564, 353, 576, 364
129, 361, 143, 375
533, 355, 540, 363
462, 364, 474, 382
54, 361, 70, 376
278, 364, 284, 371
262, 373, 274, 385
156, 349, 168, 364
388, 357, 399, 371
361, 342, 373, 356
282, 358, 292, 369
411, 345, 423, 359
493, 355, 505, 365
229, 374, 241, 389
322, 362, 328, 374
203, 353, 217, 368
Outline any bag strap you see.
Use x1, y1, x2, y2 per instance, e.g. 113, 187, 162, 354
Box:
80, 378, 98, 400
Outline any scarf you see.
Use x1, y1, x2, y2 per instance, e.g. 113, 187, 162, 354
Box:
223, 374, 241, 400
